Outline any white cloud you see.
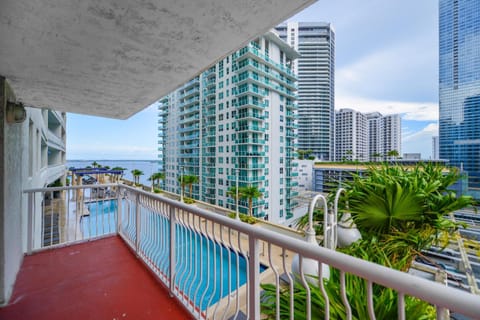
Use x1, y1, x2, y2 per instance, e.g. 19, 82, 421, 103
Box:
403, 123, 438, 142
336, 95, 438, 121
402, 123, 438, 159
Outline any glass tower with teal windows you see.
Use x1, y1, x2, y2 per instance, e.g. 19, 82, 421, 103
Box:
158, 32, 300, 224
439, 0, 480, 193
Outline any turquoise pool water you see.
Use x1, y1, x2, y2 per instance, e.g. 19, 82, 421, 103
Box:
82, 200, 266, 310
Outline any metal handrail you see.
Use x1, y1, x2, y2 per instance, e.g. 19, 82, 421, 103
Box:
23, 184, 480, 319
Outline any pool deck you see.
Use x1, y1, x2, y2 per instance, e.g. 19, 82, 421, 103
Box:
0, 236, 192, 320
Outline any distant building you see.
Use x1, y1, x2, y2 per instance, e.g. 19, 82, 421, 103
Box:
313, 160, 450, 193
366, 112, 401, 161
158, 33, 299, 223
432, 136, 439, 160
439, 0, 480, 195
292, 159, 314, 191
332, 108, 401, 162
275, 22, 335, 161
334, 108, 368, 161
403, 153, 421, 160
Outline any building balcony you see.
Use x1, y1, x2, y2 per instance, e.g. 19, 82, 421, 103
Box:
235, 125, 266, 133
181, 114, 200, 124
233, 96, 268, 110
1, 184, 479, 320
179, 104, 200, 116
237, 163, 265, 169
179, 87, 200, 100
203, 68, 216, 79
236, 138, 266, 145
203, 88, 216, 98
228, 174, 265, 183
179, 124, 200, 133
233, 58, 297, 91
181, 77, 200, 90
237, 45, 296, 80
203, 78, 216, 88
236, 111, 265, 121
235, 151, 266, 157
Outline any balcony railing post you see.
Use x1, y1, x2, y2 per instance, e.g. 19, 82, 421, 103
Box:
27, 192, 34, 254
135, 193, 141, 253
248, 235, 260, 319
169, 205, 176, 295
116, 186, 122, 235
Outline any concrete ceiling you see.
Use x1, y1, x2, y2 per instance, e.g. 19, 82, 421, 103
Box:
0, 0, 315, 119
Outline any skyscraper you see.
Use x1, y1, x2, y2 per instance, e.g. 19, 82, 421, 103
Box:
275, 22, 335, 161
158, 32, 300, 223
439, 0, 480, 193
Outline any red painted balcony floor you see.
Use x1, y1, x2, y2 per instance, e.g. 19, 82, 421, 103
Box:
0, 236, 192, 320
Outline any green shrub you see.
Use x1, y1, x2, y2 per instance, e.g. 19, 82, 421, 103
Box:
228, 212, 257, 224
153, 188, 161, 194
183, 197, 195, 204
261, 240, 436, 319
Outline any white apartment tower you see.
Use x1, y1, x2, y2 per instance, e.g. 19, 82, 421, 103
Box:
366, 112, 402, 161
334, 108, 368, 161
158, 32, 300, 223
275, 22, 335, 161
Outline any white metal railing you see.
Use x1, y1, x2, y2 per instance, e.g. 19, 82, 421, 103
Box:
24, 184, 480, 319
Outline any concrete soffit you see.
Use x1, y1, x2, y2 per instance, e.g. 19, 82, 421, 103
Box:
0, 0, 315, 119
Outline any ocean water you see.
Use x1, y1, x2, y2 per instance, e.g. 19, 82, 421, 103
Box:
67, 160, 159, 186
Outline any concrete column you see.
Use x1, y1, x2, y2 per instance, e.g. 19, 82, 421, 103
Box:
0, 76, 24, 305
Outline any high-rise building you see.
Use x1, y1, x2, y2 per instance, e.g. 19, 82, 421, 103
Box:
334, 108, 368, 161
367, 112, 401, 161
158, 32, 300, 223
439, 0, 480, 192
275, 22, 335, 161
432, 136, 439, 160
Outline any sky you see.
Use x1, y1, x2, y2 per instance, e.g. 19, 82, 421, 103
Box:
67, 0, 439, 160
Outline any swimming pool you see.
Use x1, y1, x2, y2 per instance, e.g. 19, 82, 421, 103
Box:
83, 199, 266, 310
82, 200, 117, 237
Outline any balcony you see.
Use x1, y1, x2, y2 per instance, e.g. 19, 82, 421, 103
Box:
0, 236, 191, 320
237, 45, 296, 79
1, 184, 479, 319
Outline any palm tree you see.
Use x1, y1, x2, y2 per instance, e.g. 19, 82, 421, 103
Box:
177, 175, 187, 200
342, 163, 473, 266
185, 175, 199, 198
297, 149, 305, 160
91, 161, 99, 168
131, 169, 144, 185
227, 186, 243, 212
239, 186, 262, 217
371, 153, 382, 162
148, 172, 165, 190
346, 150, 353, 161
227, 186, 240, 201
386, 149, 399, 160
111, 167, 126, 181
